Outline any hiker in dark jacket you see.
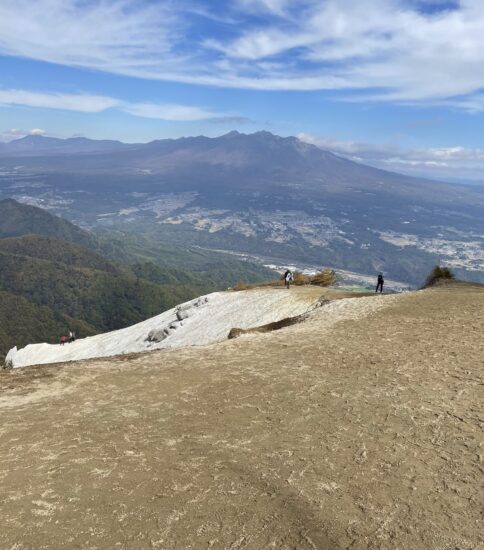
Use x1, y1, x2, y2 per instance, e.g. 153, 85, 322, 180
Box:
376, 272, 384, 293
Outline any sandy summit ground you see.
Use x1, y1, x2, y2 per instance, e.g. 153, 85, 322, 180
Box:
0, 284, 483, 549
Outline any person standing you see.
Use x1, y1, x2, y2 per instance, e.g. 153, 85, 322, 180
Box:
284, 269, 293, 289
376, 272, 384, 293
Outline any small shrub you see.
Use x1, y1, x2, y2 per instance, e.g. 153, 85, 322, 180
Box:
232, 279, 283, 291
233, 269, 338, 290
232, 281, 251, 291
2, 359, 13, 370
310, 268, 337, 287
292, 271, 311, 285
423, 266, 455, 288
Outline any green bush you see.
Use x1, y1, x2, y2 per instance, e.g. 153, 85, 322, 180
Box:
423, 266, 455, 288
2, 359, 13, 370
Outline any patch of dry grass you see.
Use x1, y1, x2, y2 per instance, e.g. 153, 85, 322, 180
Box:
232, 279, 284, 291
310, 268, 337, 286
233, 268, 337, 291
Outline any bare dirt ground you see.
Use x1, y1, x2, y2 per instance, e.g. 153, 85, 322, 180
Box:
0, 284, 483, 549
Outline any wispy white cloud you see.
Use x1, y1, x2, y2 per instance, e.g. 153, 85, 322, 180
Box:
1, 1, 484, 108
0, 127, 46, 142
7, 128, 46, 137
0, 0, 183, 78
0, 89, 120, 112
432, 93, 484, 113
214, 0, 484, 98
26, 128, 46, 136
298, 132, 484, 182
121, 102, 222, 122
0, 88, 237, 123
235, 0, 293, 16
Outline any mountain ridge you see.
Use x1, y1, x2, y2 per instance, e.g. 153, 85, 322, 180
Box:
1, 133, 482, 285
0, 134, 126, 155
1, 132, 480, 203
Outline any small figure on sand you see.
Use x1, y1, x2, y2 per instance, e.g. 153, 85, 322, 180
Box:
376, 272, 384, 293
284, 269, 293, 289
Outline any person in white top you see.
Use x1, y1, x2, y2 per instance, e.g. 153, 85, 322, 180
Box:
284, 269, 293, 289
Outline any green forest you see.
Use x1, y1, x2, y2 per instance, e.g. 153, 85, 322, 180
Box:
0, 200, 275, 364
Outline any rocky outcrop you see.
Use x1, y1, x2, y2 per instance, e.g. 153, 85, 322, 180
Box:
146, 296, 209, 343
228, 314, 306, 339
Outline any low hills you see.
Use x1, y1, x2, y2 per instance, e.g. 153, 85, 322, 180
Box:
0, 290, 96, 365
0, 198, 97, 249
0, 201, 277, 362
0, 234, 216, 362
0, 235, 211, 327
0, 283, 481, 547
0, 234, 114, 271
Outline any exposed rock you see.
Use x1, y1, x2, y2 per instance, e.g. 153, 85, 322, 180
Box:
227, 328, 244, 339
228, 314, 306, 339
146, 328, 168, 343
314, 297, 332, 309
176, 308, 189, 321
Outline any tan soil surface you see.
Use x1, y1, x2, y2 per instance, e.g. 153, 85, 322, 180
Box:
0, 284, 483, 549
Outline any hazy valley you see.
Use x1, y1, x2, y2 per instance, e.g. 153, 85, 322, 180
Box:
1, 131, 483, 287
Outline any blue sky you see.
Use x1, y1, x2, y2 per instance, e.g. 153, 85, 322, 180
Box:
1, 0, 484, 181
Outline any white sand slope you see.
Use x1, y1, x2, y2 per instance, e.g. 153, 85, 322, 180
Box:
6, 288, 322, 368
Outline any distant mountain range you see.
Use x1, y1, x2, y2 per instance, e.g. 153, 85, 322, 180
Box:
1, 132, 483, 285
0, 135, 125, 155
